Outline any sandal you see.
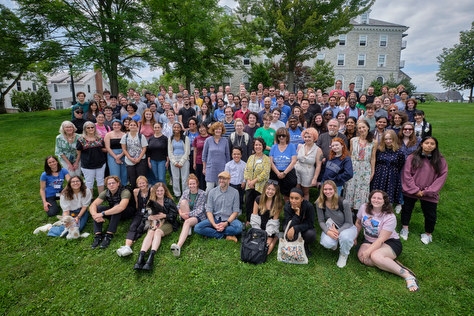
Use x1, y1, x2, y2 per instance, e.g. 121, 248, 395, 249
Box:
405, 276, 419, 292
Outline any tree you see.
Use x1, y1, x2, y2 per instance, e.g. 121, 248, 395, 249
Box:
16, 0, 148, 96
11, 85, 52, 112
0, 5, 63, 114
307, 60, 335, 92
247, 62, 272, 91
369, 76, 416, 96
437, 22, 474, 103
147, 0, 245, 90
236, 0, 374, 92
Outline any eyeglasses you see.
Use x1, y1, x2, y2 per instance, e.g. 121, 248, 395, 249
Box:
86, 126, 95, 129
267, 179, 279, 185
389, 109, 396, 112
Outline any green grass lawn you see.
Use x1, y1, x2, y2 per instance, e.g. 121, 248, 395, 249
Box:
0, 103, 473, 315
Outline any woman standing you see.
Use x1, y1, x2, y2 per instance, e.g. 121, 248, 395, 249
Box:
85, 101, 100, 122
60, 176, 91, 231
283, 188, 316, 257
162, 109, 177, 139
193, 123, 210, 191
398, 122, 420, 159
405, 98, 418, 123
310, 113, 328, 135
400, 137, 448, 244
373, 116, 388, 143
104, 119, 127, 186
76, 121, 107, 193
95, 113, 110, 139
121, 103, 141, 122
185, 117, 199, 175
269, 127, 297, 201
294, 128, 322, 201
389, 111, 408, 135
344, 116, 357, 144
197, 102, 213, 127
243, 112, 259, 141
133, 182, 178, 271
344, 120, 377, 212
168, 122, 190, 197
269, 108, 285, 131
356, 190, 419, 292
250, 181, 283, 254
320, 137, 353, 196
202, 122, 230, 193
139, 109, 156, 140
147, 122, 169, 185
55, 121, 81, 177
170, 175, 207, 257
413, 110, 432, 139
370, 130, 405, 209
243, 138, 271, 224
228, 118, 252, 162
121, 120, 148, 190
40, 156, 71, 216
336, 112, 347, 134
316, 180, 357, 268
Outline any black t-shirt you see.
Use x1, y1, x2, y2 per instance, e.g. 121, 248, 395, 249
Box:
147, 135, 168, 161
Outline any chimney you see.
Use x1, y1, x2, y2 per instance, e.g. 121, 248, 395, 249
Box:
95, 69, 104, 94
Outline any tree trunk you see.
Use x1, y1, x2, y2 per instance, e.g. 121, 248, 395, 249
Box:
0, 94, 6, 114
469, 85, 473, 103
287, 59, 296, 93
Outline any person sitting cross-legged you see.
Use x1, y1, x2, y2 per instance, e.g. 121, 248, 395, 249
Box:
194, 171, 242, 242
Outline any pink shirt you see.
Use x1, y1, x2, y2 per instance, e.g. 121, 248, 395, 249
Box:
357, 203, 399, 243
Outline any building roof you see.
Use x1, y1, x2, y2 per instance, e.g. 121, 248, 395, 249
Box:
428, 91, 463, 101
48, 72, 97, 84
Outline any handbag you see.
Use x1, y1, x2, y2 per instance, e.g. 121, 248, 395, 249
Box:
277, 220, 308, 264
241, 228, 268, 264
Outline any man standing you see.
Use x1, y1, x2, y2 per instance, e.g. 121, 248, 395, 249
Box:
287, 115, 305, 145
248, 90, 260, 112
344, 97, 361, 119
285, 92, 298, 108
395, 90, 409, 111
194, 171, 242, 242
89, 176, 136, 249
330, 80, 345, 97
133, 92, 147, 117
71, 91, 89, 119
322, 96, 340, 118
276, 95, 291, 124
373, 97, 388, 119
308, 92, 322, 117
366, 86, 376, 104
178, 95, 196, 129
258, 97, 273, 126
345, 82, 360, 101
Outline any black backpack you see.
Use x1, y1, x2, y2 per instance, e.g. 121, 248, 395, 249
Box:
240, 228, 268, 264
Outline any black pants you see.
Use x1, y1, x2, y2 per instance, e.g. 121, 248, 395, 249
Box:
95, 204, 136, 234
401, 195, 438, 233
126, 159, 148, 189
245, 189, 260, 222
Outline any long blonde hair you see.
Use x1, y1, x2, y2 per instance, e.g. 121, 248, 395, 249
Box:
316, 180, 339, 209
258, 182, 283, 218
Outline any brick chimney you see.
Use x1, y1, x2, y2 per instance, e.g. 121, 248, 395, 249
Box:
95, 69, 104, 94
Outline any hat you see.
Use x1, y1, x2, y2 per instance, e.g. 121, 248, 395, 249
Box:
75, 106, 84, 113
289, 115, 299, 121
218, 171, 231, 179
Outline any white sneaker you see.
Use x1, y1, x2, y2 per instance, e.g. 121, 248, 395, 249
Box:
395, 204, 402, 214
171, 243, 181, 257
399, 228, 409, 241
420, 233, 432, 245
336, 254, 348, 268
116, 245, 133, 257
188, 228, 192, 236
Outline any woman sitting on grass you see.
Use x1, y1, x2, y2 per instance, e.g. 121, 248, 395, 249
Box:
356, 190, 419, 292
316, 180, 357, 268
133, 182, 178, 271
250, 180, 283, 254
170, 174, 207, 257
60, 176, 91, 231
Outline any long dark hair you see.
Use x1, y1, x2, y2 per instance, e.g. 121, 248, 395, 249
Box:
44, 156, 60, 175
366, 190, 393, 215
410, 136, 443, 174
62, 176, 87, 200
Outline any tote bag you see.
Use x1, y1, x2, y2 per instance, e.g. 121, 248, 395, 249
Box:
277, 220, 308, 264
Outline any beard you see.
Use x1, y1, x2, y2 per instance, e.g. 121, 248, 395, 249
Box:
328, 130, 338, 137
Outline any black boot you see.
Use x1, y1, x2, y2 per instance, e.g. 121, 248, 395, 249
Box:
142, 250, 156, 271
134, 251, 146, 270
91, 233, 103, 249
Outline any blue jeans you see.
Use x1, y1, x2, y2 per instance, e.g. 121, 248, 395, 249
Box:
70, 209, 89, 231
107, 150, 128, 186
194, 216, 242, 239
149, 159, 167, 185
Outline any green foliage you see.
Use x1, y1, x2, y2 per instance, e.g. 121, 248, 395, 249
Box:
247, 62, 273, 91
369, 76, 417, 96
11, 86, 52, 112
148, 0, 244, 90
437, 22, 474, 102
16, 0, 148, 96
307, 60, 335, 91
237, 0, 375, 91
117, 77, 131, 97
0, 4, 63, 114
0, 108, 473, 314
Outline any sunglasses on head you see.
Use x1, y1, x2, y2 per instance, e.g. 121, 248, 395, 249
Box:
267, 179, 278, 185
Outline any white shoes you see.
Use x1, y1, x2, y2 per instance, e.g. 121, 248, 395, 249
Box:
116, 245, 133, 257
336, 254, 348, 268
171, 243, 181, 257
330, 245, 337, 251
420, 233, 432, 245
395, 204, 402, 214
399, 228, 409, 241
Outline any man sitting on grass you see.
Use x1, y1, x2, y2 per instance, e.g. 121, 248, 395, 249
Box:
194, 171, 242, 242
89, 176, 136, 249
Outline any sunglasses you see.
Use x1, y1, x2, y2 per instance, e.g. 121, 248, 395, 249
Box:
277, 134, 286, 138
267, 179, 279, 185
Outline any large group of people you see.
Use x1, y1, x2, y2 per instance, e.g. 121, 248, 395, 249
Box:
40, 82, 449, 292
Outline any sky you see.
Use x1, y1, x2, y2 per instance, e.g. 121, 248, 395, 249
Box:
2, 0, 472, 95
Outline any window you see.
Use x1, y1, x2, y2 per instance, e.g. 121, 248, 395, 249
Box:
87, 85, 91, 93
378, 55, 386, 67
360, 13, 369, 24
32, 83, 37, 91
243, 57, 251, 66
359, 35, 367, 46
377, 76, 384, 84
16, 81, 22, 91
355, 76, 364, 92
53, 84, 58, 92
380, 35, 387, 47
55, 100, 64, 109
242, 75, 250, 90
338, 35, 346, 46
222, 77, 231, 88
316, 53, 325, 60
337, 54, 345, 66
358, 54, 366, 66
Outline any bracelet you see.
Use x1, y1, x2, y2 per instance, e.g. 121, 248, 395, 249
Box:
226, 221, 231, 226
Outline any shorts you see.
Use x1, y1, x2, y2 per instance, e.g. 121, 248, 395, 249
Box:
362, 238, 402, 257
157, 222, 173, 236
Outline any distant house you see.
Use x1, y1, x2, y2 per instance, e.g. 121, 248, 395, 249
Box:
2, 78, 39, 113
227, 10, 409, 94
48, 70, 110, 109
429, 90, 464, 103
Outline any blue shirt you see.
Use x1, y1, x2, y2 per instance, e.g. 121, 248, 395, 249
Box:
270, 143, 297, 171
40, 168, 69, 198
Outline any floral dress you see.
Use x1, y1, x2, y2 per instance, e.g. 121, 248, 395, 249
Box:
344, 137, 375, 210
